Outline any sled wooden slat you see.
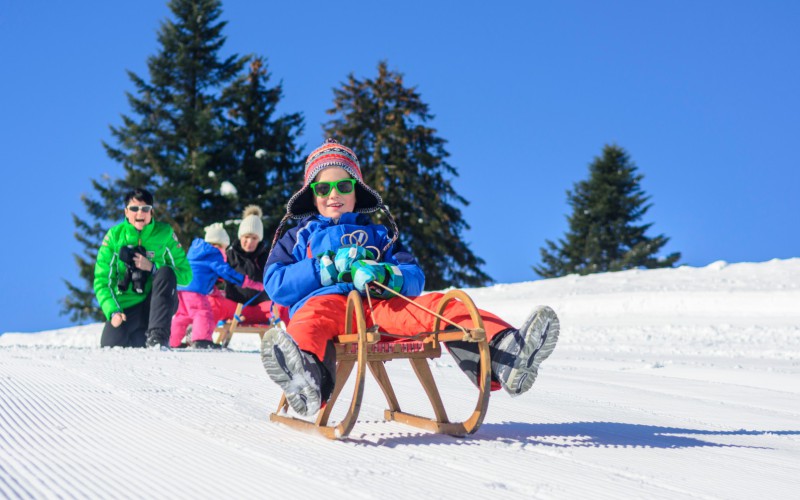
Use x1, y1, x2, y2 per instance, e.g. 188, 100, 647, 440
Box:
214, 303, 273, 347
269, 289, 491, 440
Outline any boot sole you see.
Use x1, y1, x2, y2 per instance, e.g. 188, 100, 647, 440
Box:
260, 328, 321, 416
505, 306, 560, 396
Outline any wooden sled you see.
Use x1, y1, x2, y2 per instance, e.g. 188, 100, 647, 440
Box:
270, 288, 491, 440
214, 303, 282, 348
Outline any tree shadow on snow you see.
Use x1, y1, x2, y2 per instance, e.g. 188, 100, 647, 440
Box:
352, 421, 798, 449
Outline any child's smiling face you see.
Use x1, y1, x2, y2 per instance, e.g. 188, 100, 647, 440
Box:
314, 167, 356, 219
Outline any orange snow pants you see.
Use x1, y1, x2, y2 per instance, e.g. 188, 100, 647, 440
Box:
287, 292, 513, 363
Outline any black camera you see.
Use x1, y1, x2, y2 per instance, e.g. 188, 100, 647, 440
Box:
118, 245, 149, 294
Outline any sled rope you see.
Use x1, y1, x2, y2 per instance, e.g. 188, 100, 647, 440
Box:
234, 290, 264, 323
368, 282, 482, 341
363, 286, 377, 325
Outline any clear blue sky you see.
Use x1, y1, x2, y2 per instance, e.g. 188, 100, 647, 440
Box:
1, 1, 797, 332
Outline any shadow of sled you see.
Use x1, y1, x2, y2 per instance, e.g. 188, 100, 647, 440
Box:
471, 421, 797, 449
345, 421, 798, 448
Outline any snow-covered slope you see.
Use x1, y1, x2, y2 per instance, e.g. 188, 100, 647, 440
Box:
2, 259, 799, 499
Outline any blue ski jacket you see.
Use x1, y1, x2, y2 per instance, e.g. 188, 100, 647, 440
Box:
178, 238, 246, 295
264, 213, 425, 317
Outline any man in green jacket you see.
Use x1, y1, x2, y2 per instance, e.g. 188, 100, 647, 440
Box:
94, 188, 192, 347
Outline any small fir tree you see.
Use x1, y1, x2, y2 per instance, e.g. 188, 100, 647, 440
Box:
323, 61, 491, 290
535, 144, 680, 278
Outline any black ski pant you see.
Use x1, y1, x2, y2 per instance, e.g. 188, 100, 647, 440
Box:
445, 330, 516, 388
100, 267, 179, 348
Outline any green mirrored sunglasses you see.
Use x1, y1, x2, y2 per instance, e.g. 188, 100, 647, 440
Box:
310, 179, 357, 197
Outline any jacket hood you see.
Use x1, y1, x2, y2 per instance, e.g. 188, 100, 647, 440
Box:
187, 238, 223, 261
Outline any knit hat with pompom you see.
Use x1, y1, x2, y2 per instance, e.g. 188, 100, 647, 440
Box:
238, 205, 264, 241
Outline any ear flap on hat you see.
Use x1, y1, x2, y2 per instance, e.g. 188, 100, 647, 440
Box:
353, 183, 381, 212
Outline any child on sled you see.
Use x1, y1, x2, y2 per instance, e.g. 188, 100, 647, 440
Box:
260, 139, 559, 415
209, 205, 290, 329
170, 223, 263, 349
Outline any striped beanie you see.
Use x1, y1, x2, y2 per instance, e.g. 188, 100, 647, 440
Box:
285, 138, 383, 219
271, 139, 399, 252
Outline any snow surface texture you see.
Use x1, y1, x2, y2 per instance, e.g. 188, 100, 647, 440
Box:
2, 259, 799, 499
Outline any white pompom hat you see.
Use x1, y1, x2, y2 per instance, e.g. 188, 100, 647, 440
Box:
204, 223, 230, 247
238, 205, 264, 240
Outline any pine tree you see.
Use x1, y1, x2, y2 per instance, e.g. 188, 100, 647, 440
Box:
220, 57, 304, 239
63, 0, 302, 322
535, 144, 680, 278
323, 61, 491, 290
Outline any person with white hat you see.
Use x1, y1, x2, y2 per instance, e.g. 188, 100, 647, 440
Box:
169, 222, 263, 349
209, 206, 290, 328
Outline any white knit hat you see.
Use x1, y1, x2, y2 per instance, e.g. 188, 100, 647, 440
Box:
204, 223, 230, 247
238, 205, 264, 240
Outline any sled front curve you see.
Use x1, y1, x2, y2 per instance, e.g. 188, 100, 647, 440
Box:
269, 289, 491, 439
269, 291, 373, 439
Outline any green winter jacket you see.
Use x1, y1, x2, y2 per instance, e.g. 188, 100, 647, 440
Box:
94, 219, 192, 320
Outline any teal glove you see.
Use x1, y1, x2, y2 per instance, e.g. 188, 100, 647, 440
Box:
318, 251, 337, 286
334, 245, 376, 281
351, 260, 404, 298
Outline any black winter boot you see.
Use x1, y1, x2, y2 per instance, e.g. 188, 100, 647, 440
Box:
145, 328, 169, 348
192, 339, 222, 350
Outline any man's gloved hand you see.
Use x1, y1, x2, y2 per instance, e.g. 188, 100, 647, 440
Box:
350, 260, 404, 298
334, 245, 376, 281
318, 251, 338, 286
242, 276, 264, 291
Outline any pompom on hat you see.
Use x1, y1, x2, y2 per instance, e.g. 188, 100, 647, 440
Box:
270, 138, 398, 252
238, 205, 264, 241
204, 223, 230, 247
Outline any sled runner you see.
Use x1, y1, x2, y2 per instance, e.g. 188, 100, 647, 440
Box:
269, 287, 491, 440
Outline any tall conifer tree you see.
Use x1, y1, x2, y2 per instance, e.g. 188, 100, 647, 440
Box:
535, 144, 680, 278
221, 57, 304, 239
323, 61, 490, 290
63, 0, 303, 322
